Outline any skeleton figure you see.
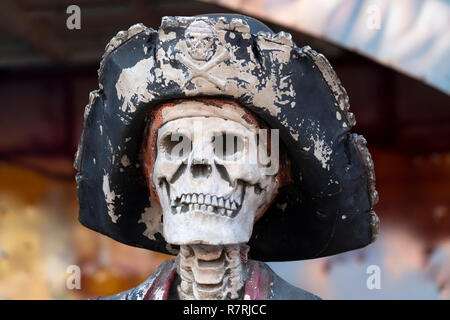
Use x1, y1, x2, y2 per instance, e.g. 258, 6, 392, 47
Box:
147, 99, 279, 299
75, 15, 379, 300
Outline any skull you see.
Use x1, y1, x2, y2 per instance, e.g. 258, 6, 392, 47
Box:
185, 20, 216, 61
150, 100, 279, 245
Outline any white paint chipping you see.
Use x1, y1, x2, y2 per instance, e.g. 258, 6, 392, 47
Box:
138, 198, 163, 241
153, 287, 165, 300
115, 57, 156, 113
134, 270, 158, 300
102, 173, 120, 223
310, 135, 332, 170
120, 154, 130, 167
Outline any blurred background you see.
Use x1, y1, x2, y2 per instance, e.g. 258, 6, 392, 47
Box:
0, 0, 448, 299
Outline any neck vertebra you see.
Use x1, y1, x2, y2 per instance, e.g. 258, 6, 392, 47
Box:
177, 244, 247, 300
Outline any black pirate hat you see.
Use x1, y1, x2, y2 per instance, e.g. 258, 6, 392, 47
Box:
74, 14, 379, 262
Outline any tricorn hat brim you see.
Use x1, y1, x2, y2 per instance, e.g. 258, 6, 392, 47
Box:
74, 14, 379, 262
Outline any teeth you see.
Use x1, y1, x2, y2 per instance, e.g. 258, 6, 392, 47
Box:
235, 183, 243, 205
170, 191, 243, 217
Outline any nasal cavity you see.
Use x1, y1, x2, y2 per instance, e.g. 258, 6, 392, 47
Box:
191, 163, 212, 178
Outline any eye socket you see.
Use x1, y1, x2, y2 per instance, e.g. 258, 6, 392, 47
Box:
213, 133, 244, 159
160, 133, 192, 159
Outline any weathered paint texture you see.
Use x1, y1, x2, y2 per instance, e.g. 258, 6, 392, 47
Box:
74, 15, 378, 262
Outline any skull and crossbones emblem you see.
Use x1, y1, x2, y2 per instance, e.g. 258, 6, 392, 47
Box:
178, 20, 230, 90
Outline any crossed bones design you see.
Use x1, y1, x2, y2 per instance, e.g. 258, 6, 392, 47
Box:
178, 49, 230, 91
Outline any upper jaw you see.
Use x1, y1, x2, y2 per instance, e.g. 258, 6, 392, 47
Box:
167, 182, 245, 218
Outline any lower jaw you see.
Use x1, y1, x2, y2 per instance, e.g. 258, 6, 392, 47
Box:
163, 211, 252, 246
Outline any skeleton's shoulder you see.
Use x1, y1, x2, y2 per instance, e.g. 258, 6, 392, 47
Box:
94, 258, 178, 300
